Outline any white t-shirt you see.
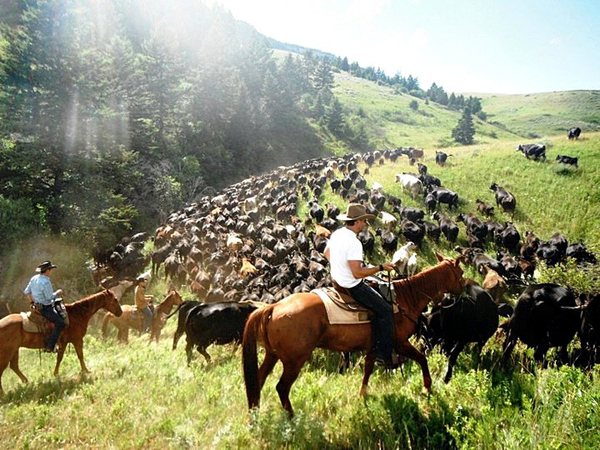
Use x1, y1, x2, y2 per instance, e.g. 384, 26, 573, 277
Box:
325, 227, 363, 288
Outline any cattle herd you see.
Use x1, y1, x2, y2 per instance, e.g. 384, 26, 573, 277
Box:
97, 128, 599, 379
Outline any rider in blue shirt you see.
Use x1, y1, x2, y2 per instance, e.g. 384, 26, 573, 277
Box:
23, 261, 65, 353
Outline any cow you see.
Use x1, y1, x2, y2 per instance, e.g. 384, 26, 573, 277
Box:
435, 151, 448, 166
395, 173, 422, 199
489, 183, 516, 215
429, 186, 459, 210
577, 294, 600, 367
517, 144, 546, 161
502, 284, 581, 363
179, 301, 260, 364
476, 199, 494, 217
567, 127, 581, 140
432, 212, 459, 243
556, 155, 578, 167
424, 284, 499, 382
392, 241, 417, 277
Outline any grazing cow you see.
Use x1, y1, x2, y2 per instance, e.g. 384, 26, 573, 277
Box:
520, 231, 540, 261
397, 206, 425, 222
417, 163, 427, 175
392, 241, 417, 276
517, 144, 546, 161
395, 173, 422, 199
567, 127, 581, 140
502, 284, 581, 364
435, 151, 448, 166
181, 302, 260, 364
419, 174, 441, 188
426, 285, 499, 382
489, 183, 516, 215
556, 155, 578, 167
424, 192, 437, 213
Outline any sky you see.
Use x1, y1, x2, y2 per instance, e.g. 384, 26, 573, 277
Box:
208, 0, 600, 94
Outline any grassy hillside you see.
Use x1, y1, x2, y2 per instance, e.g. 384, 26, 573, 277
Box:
333, 71, 520, 149
2, 133, 599, 449
469, 91, 600, 138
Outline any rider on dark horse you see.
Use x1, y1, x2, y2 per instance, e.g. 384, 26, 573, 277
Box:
23, 261, 65, 353
324, 203, 399, 368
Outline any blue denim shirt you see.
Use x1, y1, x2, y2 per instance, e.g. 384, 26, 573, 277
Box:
23, 274, 57, 306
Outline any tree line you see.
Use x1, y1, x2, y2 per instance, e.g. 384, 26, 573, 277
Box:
0, 0, 366, 259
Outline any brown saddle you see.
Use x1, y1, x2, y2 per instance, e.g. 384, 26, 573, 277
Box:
330, 279, 398, 316
20, 309, 52, 334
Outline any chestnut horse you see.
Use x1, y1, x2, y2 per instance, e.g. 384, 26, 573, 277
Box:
0, 289, 122, 395
243, 254, 465, 416
101, 290, 182, 343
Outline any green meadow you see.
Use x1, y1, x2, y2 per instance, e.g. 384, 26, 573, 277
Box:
2, 132, 600, 449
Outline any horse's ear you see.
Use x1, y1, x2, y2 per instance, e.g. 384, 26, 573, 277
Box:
435, 252, 445, 262
454, 256, 467, 266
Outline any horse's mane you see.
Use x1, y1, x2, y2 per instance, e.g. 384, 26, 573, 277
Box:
393, 260, 454, 308
66, 290, 111, 317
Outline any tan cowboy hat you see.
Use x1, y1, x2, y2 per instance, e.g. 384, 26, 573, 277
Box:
36, 261, 57, 273
337, 203, 376, 221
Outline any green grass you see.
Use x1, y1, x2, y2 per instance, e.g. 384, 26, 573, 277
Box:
2, 321, 600, 449
476, 91, 600, 137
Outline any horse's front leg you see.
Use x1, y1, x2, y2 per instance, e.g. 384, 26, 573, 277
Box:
359, 352, 375, 396
398, 341, 432, 393
73, 339, 91, 374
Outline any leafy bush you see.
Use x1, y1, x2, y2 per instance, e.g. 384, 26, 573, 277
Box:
537, 258, 600, 295
409, 100, 419, 111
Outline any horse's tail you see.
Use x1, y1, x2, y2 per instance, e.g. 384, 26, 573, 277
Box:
166, 302, 183, 320
101, 312, 114, 338
242, 304, 275, 410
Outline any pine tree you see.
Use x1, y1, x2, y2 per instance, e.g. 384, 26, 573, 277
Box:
452, 108, 476, 145
326, 97, 344, 135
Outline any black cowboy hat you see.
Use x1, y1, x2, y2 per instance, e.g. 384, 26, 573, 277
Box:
337, 203, 376, 221
36, 261, 57, 273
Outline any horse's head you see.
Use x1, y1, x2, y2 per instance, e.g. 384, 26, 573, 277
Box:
103, 289, 123, 317
170, 290, 183, 306
435, 252, 466, 295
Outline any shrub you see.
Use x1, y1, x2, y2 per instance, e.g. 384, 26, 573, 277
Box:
537, 258, 600, 295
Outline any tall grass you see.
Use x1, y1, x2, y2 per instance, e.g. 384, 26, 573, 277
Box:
1, 133, 599, 449
2, 320, 600, 449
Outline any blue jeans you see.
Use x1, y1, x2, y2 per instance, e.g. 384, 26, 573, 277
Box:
347, 281, 394, 362
141, 306, 153, 332
38, 304, 66, 350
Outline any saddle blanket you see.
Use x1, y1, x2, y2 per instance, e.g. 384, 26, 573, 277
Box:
312, 288, 370, 324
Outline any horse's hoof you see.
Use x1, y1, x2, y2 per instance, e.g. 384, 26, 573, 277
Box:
359, 386, 369, 397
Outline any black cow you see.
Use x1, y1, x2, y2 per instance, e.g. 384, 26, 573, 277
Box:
170, 300, 201, 350
430, 186, 459, 210
180, 301, 260, 364
577, 294, 600, 367
566, 243, 597, 265
424, 285, 499, 382
435, 151, 448, 166
502, 284, 581, 363
556, 155, 578, 167
432, 212, 459, 243
489, 183, 516, 215
517, 144, 546, 161
567, 127, 581, 140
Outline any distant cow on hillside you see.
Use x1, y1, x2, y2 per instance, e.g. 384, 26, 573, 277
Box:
517, 144, 546, 161
556, 155, 578, 167
567, 127, 581, 140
